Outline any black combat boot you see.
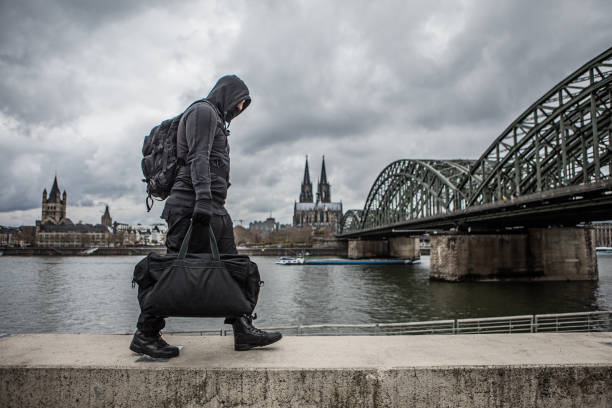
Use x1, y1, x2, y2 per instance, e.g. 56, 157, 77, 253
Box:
129, 330, 179, 358
231, 315, 282, 351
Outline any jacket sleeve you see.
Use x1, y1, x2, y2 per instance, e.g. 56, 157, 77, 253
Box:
184, 103, 216, 215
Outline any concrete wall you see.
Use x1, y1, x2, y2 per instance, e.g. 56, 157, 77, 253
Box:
528, 227, 598, 280
389, 237, 420, 260
2, 365, 610, 407
2, 333, 611, 408
430, 233, 528, 281
430, 227, 598, 281
348, 239, 388, 259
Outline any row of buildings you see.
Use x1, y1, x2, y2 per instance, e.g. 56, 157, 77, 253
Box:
0, 177, 167, 248
3, 156, 345, 248
5, 162, 612, 249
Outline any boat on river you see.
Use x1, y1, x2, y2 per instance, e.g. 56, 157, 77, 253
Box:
596, 247, 612, 254
305, 259, 420, 265
275, 257, 421, 265
275, 256, 305, 265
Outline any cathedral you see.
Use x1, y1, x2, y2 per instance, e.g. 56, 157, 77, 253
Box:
293, 156, 343, 233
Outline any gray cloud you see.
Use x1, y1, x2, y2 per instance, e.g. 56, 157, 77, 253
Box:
0, 1, 166, 125
1, 0, 611, 226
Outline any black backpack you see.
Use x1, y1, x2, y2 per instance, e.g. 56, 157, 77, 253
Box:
141, 114, 182, 211
141, 100, 217, 211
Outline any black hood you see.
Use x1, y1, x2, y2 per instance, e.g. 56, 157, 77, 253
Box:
206, 75, 251, 123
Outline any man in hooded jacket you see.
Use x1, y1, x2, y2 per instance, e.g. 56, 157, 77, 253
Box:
130, 75, 282, 358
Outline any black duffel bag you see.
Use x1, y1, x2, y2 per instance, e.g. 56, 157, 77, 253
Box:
219, 254, 263, 312
133, 222, 259, 317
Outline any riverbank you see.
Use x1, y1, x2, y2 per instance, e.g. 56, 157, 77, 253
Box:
0, 246, 348, 257
237, 246, 346, 257
0, 247, 166, 256
0, 332, 610, 407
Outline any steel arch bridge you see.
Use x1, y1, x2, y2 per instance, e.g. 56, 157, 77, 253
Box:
341, 47, 612, 234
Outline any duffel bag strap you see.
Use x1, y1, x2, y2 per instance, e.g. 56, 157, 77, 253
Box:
178, 222, 220, 260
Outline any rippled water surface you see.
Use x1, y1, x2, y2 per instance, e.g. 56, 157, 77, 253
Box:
0, 255, 610, 334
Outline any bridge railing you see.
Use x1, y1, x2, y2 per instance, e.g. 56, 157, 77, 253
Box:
161, 310, 611, 337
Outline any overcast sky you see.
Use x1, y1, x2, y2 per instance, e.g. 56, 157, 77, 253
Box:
1, 0, 611, 227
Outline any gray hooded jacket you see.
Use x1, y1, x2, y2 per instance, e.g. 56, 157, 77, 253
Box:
162, 75, 251, 220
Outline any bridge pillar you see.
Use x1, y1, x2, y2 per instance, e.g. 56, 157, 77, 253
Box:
389, 237, 420, 260
348, 240, 388, 259
430, 227, 597, 281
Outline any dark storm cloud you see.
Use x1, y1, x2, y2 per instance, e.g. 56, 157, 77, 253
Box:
227, 0, 612, 156
219, 0, 612, 221
0, 0, 167, 124
74, 198, 95, 207
415, 0, 612, 129
1, 0, 611, 226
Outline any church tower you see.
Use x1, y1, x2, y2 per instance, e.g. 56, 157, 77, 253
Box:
101, 205, 112, 227
317, 156, 331, 203
299, 156, 313, 203
41, 176, 67, 224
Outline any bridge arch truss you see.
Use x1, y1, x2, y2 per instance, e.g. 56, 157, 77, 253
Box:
461, 47, 612, 207
344, 47, 612, 234
358, 159, 475, 230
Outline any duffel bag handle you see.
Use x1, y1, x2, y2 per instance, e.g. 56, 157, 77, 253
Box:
178, 222, 220, 260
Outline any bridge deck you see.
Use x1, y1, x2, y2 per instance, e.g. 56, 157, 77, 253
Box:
339, 178, 612, 238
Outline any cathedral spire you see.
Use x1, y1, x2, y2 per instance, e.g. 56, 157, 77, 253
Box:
320, 155, 328, 184
303, 155, 311, 185
317, 156, 331, 203
299, 155, 313, 203
101, 205, 112, 227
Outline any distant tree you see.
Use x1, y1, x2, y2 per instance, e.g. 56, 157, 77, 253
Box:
268, 227, 312, 245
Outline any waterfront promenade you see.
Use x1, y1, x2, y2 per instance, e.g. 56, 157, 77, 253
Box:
1, 332, 610, 407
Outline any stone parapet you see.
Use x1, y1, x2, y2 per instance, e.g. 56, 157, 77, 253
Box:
1, 333, 611, 407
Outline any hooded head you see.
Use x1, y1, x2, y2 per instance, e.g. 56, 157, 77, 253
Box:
206, 75, 251, 123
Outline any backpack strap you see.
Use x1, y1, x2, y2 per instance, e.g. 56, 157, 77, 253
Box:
162, 134, 169, 172
146, 194, 154, 212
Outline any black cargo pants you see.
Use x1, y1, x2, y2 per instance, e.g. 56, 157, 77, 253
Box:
136, 212, 238, 336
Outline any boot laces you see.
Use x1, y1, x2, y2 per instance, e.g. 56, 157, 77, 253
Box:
244, 314, 265, 335
156, 334, 170, 348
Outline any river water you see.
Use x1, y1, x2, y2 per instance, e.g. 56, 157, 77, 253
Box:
0, 255, 610, 334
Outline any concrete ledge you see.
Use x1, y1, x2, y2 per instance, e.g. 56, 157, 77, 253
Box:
1, 333, 611, 407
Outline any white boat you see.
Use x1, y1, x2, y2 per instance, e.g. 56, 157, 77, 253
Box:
596, 247, 612, 254
275, 256, 305, 265
82, 247, 99, 255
